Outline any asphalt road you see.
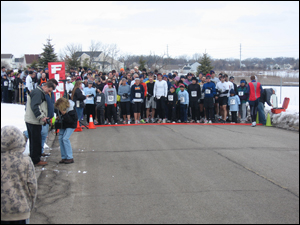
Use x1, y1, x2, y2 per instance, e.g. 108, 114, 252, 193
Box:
30, 124, 299, 224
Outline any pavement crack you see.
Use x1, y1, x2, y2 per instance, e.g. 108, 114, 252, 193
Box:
214, 151, 299, 199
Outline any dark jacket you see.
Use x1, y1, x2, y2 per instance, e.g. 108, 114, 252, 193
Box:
167, 91, 178, 107
187, 83, 201, 102
72, 88, 86, 108
13, 77, 23, 89
237, 85, 248, 103
59, 100, 78, 129
259, 88, 273, 106
95, 92, 105, 110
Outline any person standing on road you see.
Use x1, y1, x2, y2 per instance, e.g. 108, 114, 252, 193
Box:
237, 79, 248, 123
177, 84, 189, 123
202, 74, 216, 124
187, 76, 201, 123
1, 125, 37, 224
216, 75, 230, 123
228, 89, 240, 123
153, 73, 168, 123
24, 82, 55, 166
54, 97, 78, 164
258, 88, 274, 125
84, 80, 96, 124
130, 77, 144, 124
247, 75, 263, 127
104, 81, 118, 125
72, 81, 87, 126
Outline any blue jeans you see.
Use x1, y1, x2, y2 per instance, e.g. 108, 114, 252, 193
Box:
75, 107, 84, 121
58, 128, 75, 160
257, 102, 266, 125
41, 124, 49, 153
180, 104, 187, 122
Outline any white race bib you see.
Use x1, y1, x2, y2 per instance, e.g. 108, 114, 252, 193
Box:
238, 91, 244, 96
180, 97, 185, 103
108, 95, 114, 101
135, 93, 141, 98
97, 96, 101, 102
230, 99, 236, 105
205, 89, 211, 94
4, 81, 8, 86
76, 100, 80, 107
191, 91, 197, 97
168, 95, 173, 101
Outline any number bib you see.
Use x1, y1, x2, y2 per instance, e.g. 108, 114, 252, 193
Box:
108, 95, 114, 101
4, 81, 8, 86
230, 99, 236, 105
76, 100, 80, 107
191, 91, 197, 97
168, 95, 173, 101
135, 93, 141, 98
97, 96, 101, 102
238, 91, 244, 96
205, 89, 211, 94
180, 97, 185, 103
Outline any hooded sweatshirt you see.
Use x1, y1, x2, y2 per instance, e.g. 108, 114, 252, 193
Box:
1, 126, 37, 221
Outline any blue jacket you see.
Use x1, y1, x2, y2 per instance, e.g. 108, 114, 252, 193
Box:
177, 89, 189, 105
83, 87, 96, 104
228, 95, 241, 112
45, 91, 55, 118
202, 82, 216, 98
118, 84, 131, 102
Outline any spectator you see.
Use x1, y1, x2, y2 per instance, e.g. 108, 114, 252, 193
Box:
1, 125, 37, 224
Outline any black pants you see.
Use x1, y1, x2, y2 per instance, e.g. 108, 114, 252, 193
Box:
204, 97, 214, 121
231, 111, 237, 123
26, 122, 42, 164
106, 104, 118, 123
120, 101, 130, 116
156, 97, 166, 119
85, 104, 95, 123
167, 104, 176, 121
97, 108, 105, 125
250, 99, 259, 122
190, 101, 200, 121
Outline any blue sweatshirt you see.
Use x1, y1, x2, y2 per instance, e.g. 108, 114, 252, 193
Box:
228, 95, 241, 112
83, 87, 96, 104
118, 84, 131, 102
202, 82, 216, 98
177, 89, 189, 105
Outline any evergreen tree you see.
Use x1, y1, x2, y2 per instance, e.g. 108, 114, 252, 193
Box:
39, 38, 58, 69
197, 53, 213, 75
138, 56, 146, 71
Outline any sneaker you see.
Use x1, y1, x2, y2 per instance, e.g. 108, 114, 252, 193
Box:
157, 119, 162, 123
251, 122, 256, 127
166, 120, 171, 123
145, 118, 149, 123
208, 120, 212, 124
140, 119, 145, 123
162, 119, 166, 123
94, 120, 98, 125
190, 120, 195, 123
115, 123, 118, 125
128, 120, 131, 124
104, 120, 108, 125
135, 121, 138, 124
35, 161, 48, 166
220, 119, 226, 123
172, 121, 176, 123
197, 120, 200, 123
108, 122, 111, 125
177, 120, 181, 123
41, 153, 50, 157
204, 119, 208, 123
123, 121, 126, 124
64, 159, 74, 164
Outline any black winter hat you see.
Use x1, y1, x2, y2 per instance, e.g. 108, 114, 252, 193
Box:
191, 77, 197, 81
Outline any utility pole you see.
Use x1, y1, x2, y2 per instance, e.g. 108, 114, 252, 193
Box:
240, 43, 241, 68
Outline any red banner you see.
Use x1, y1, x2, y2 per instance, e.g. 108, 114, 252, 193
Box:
48, 62, 65, 101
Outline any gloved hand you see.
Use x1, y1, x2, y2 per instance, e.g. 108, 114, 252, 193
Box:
114, 103, 117, 107
105, 103, 107, 107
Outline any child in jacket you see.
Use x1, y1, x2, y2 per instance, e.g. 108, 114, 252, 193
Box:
228, 89, 241, 123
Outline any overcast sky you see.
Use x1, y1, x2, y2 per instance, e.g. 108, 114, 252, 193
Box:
1, 1, 299, 60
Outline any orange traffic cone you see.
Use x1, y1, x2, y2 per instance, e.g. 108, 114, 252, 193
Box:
88, 115, 96, 129
74, 121, 82, 132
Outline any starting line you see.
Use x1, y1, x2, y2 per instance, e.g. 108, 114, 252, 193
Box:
94, 123, 263, 128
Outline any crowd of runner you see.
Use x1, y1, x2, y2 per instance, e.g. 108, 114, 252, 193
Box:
2, 65, 272, 127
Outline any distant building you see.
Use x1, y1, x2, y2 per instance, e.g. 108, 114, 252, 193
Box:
74, 51, 124, 72
24, 54, 41, 68
1, 54, 15, 69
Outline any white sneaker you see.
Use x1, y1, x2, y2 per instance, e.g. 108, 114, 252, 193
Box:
115, 123, 118, 125
145, 118, 149, 123
162, 119, 166, 123
197, 120, 200, 123
208, 120, 212, 124
204, 119, 208, 123
177, 120, 181, 123
251, 122, 256, 127
128, 120, 131, 124
135, 121, 138, 124
157, 119, 162, 123
172, 121, 176, 123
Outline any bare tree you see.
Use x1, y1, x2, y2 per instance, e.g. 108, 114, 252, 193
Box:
59, 43, 82, 71
109, 44, 120, 71
89, 40, 102, 69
